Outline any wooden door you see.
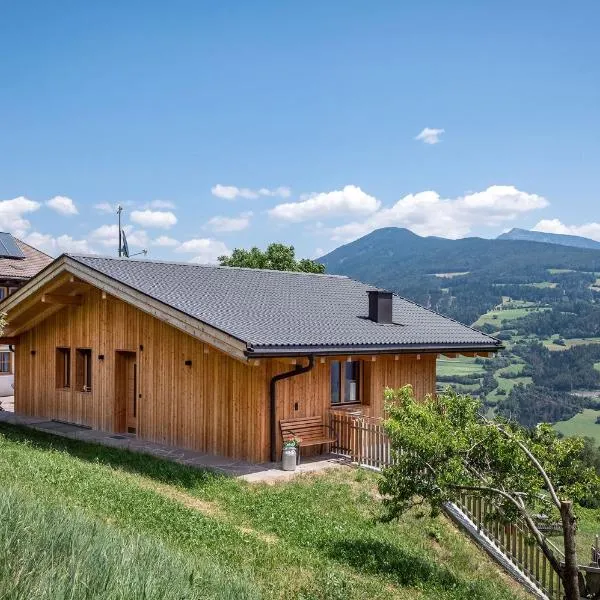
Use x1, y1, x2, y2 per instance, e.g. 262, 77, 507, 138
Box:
115, 351, 137, 434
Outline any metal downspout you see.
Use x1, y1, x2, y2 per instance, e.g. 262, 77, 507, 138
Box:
269, 355, 314, 463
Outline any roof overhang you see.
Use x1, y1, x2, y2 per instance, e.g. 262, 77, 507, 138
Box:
245, 342, 504, 358
0, 255, 250, 362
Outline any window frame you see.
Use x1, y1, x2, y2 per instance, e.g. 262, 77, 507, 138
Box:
0, 351, 11, 375
330, 359, 363, 406
75, 348, 93, 393
55, 347, 71, 389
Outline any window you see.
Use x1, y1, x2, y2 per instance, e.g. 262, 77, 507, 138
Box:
330, 360, 361, 405
56, 348, 71, 388
0, 352, 11, 374
0, 287, 6, 301
8, 287, 18, 295
76, 348, 92, 392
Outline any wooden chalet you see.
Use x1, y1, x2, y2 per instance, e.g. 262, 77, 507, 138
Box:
0, 255, 502, 463
0, 233, 52, 396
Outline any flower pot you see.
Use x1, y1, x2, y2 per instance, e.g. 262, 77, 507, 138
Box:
282, 446, 297, 471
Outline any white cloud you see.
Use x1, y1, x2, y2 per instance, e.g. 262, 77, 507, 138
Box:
330, 185, 549, 241
46, 195, 78, 216
533, 219, 600, 242
206, 211, 252, 232
94, 203, 116, 214
415, 127, 445, 145
152, 235, 179, 247
130, 209, 177, 229
176, 238, 230, 264
268, 185, 380, 222
24, 232, 94, 256
145, 199, 176, 209
90, 224, 149, 248
0, 196, 41, 237
211, 184, 291, 200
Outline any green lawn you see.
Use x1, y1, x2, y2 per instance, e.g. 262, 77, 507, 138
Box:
437, 357, 485, 378
0, 424, 528, 600
547, 268, 574, 274
486, 376, 533, 405
520, 282, 558, 289
594, 362, 600, 373
473, 307, 548, 328
543, 337, 600, 351
554, 409, 600, 446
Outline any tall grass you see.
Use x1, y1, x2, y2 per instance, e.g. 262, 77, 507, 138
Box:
0, 487, 259, 600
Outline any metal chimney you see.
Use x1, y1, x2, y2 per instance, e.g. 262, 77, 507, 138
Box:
368, 290, 393, 324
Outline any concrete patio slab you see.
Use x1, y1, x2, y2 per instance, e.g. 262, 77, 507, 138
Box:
0, 410, 346, 482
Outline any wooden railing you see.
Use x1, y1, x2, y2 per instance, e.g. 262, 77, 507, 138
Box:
455, 492, 564, 599
330, 410, 394, 470
328, 410, 598, 600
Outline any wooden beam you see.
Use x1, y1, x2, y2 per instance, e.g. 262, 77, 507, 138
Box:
475, 352, 492, 358
0, 337, 18, 344
41, 294, 83, 306
443, 352, 458, 358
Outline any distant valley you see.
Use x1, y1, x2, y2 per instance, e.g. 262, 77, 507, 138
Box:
320, 227, 600, 442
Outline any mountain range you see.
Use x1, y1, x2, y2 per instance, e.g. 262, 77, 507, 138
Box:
320, 227, 600, 435
498, 228, 600, 250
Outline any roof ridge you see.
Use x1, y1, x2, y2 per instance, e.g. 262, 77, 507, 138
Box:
15, 237, 53, 259
67, 254, 350, 279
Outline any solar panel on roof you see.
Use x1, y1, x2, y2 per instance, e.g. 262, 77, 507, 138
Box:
0, 233, 25, 259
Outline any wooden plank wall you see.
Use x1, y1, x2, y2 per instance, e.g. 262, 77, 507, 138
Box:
14, 287, 436, 463
269, 354, 436, 457
15, 288, 270, 462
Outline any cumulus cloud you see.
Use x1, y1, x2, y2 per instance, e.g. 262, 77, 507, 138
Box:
46, 195, 78, 216
330, 185, 548, 241
130, 209, 177, 229
176, 238, 230, 264
268, 185, 380, 222
24, 232, 94, 256
206, 211, 252, 232
145, 199, 176, 209
152, 235, 179, 247
0, 196, 41, 237
94, 203, 115, 214
211, 184, 291, 200
90, 224, 149, 248
415, 127, 445, 145
533, 219, 600, 242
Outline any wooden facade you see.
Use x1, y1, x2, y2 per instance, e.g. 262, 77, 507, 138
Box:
12, 282, 437, 463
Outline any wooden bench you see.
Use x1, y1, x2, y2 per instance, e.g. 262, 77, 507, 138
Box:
280, 416, 337, 464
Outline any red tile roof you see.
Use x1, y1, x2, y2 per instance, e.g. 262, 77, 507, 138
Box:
0, 237, 52, 281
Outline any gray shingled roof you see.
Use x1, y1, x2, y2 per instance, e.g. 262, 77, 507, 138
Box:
70, 255, 501, 355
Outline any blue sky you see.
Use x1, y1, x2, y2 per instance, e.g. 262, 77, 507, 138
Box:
1, 1, 599, 261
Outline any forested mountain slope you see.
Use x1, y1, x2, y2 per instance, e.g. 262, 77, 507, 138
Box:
320, 228, 600, 439
498, 228, 600, 250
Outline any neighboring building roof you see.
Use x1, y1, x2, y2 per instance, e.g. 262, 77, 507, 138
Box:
66, 255, 502, 356
0, 236, 53, 281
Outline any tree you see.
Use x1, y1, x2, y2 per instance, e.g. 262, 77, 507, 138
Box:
218, 243, 325, 274
379, 386, 600, 600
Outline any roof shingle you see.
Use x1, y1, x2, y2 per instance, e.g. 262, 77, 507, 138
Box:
69, 255, 501, 355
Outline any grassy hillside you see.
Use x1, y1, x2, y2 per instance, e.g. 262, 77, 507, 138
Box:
554, 409, 600, 445
0, 423, 529, 600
